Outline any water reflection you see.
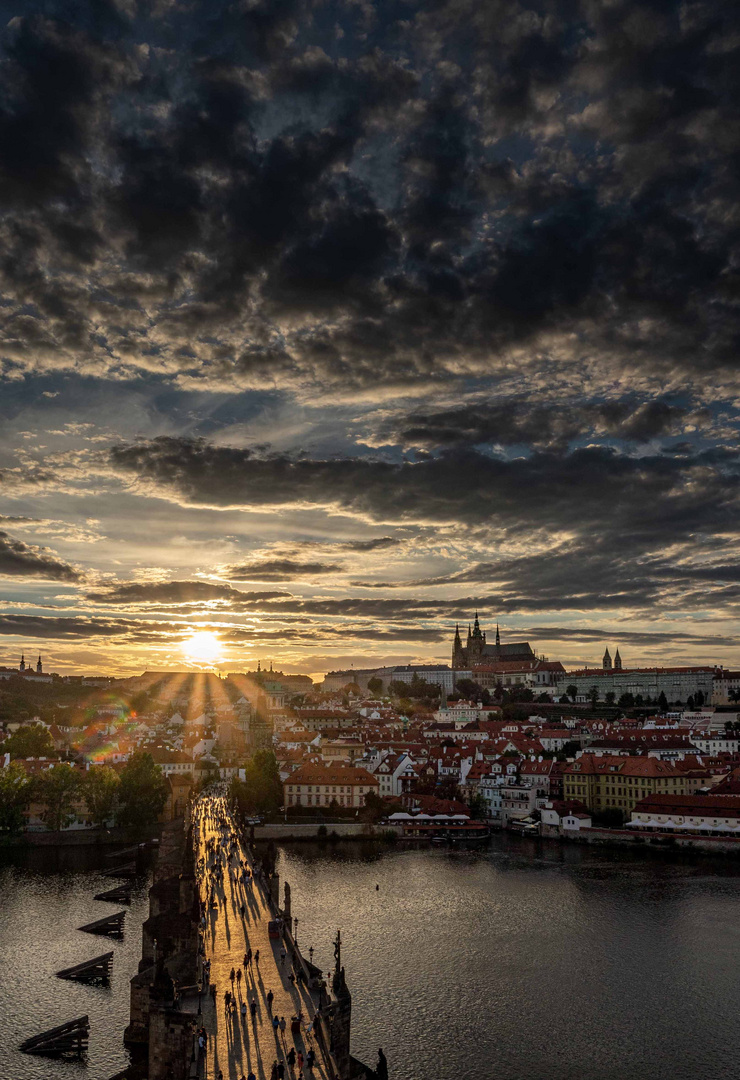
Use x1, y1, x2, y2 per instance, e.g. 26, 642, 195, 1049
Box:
276, 837, 740, 1080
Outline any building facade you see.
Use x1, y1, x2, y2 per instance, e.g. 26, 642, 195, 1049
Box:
563, 754, 689, 819
284, 764, 378, 808
556, 667, 716, 704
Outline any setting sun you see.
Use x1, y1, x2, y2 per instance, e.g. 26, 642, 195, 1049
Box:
182, 630, 222, 666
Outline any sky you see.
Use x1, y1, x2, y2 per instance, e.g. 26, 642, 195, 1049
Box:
0, 0, 738, 679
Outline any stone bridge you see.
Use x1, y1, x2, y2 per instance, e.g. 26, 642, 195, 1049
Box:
117, 799, 382, 1080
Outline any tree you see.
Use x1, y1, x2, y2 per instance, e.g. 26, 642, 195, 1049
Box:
687, 695, 695, 710
34, 764, 81, 832
0, 761, 32, 833
559, 694, 570, 704
617, 692, 635, 708
367, 677, 383, 695
589, 685, 599, 707
83, 766, 120, 828
507, 686, 533, 703
467, 793, 487, 820
567, 685, 578, 701
230, 750, 282, 817
388, 680, 411, 698
454, 678, 489, 703
635, 694, 644, 707
729, 689, 740, 704
117, 751, 169, 827
658, 691, 668, 712
361, 790, 385, 822
605, 691, 616, 705
695, 690, 705, 707
2, 723, 54, 758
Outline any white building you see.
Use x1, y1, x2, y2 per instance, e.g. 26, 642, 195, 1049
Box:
556, 666, 716, 704
375, 752, 418, 799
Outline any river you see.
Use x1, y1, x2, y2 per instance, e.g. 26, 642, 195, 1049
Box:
2, 836, 740, 1080
0, 844, 152, 1080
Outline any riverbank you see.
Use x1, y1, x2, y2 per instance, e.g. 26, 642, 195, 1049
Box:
0, 824, 161, 847
545, 823, 740, 857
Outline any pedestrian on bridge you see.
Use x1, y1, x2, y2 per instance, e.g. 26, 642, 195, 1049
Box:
267, 989, 274, 1010
236, 967, 242, 990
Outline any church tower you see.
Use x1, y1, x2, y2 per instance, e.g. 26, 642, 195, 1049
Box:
468, 611, 485, 664
602, 647, 612, 670
19, 654, 25, 672
613, 648, 622, 671
452, 624, 464, 669
36, 655, 42, 674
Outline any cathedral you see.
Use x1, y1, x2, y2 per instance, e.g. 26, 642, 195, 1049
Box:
452, 614, 535, 669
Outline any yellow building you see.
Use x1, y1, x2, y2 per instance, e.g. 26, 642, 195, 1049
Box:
563, 754, 689, 819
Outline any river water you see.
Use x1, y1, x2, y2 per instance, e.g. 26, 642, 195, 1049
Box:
275, 837, 740, 1080
2, 836, 740, 1080
0, 845, 152, 1080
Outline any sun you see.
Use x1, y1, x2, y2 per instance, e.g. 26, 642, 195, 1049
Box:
182, 630, 222, 666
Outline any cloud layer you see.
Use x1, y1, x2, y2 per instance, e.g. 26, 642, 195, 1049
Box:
0, 0, 738, 674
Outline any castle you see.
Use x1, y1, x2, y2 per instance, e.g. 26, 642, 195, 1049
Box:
452, 614, 535, 670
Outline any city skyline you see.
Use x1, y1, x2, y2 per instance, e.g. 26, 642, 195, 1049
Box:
1, 1, 738, 677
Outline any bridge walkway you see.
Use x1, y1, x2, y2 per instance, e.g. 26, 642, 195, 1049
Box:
195, 805, 331, 1080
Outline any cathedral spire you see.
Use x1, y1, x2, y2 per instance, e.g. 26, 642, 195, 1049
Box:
496, 623, 500, 646
603, 647, 612, 670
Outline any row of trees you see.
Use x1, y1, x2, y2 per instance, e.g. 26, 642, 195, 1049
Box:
558, 686, 706, 710
0, 751, 169, 834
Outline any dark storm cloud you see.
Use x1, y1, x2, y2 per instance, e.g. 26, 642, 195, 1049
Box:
341, 537, 400, 552
0, 614, 171, 638
0, 0, 734, 395
0, 531, 80, 581
85, 581, 288, 605
380, 398, 695, 450
518, 626, 738, 649
109, 435, 740, 537
107, 434, 740, 615
224, 625, 447, 644
225, 559, 344, 581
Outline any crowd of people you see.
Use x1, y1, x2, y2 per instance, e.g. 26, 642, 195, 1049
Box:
192, 793, 322, 1080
